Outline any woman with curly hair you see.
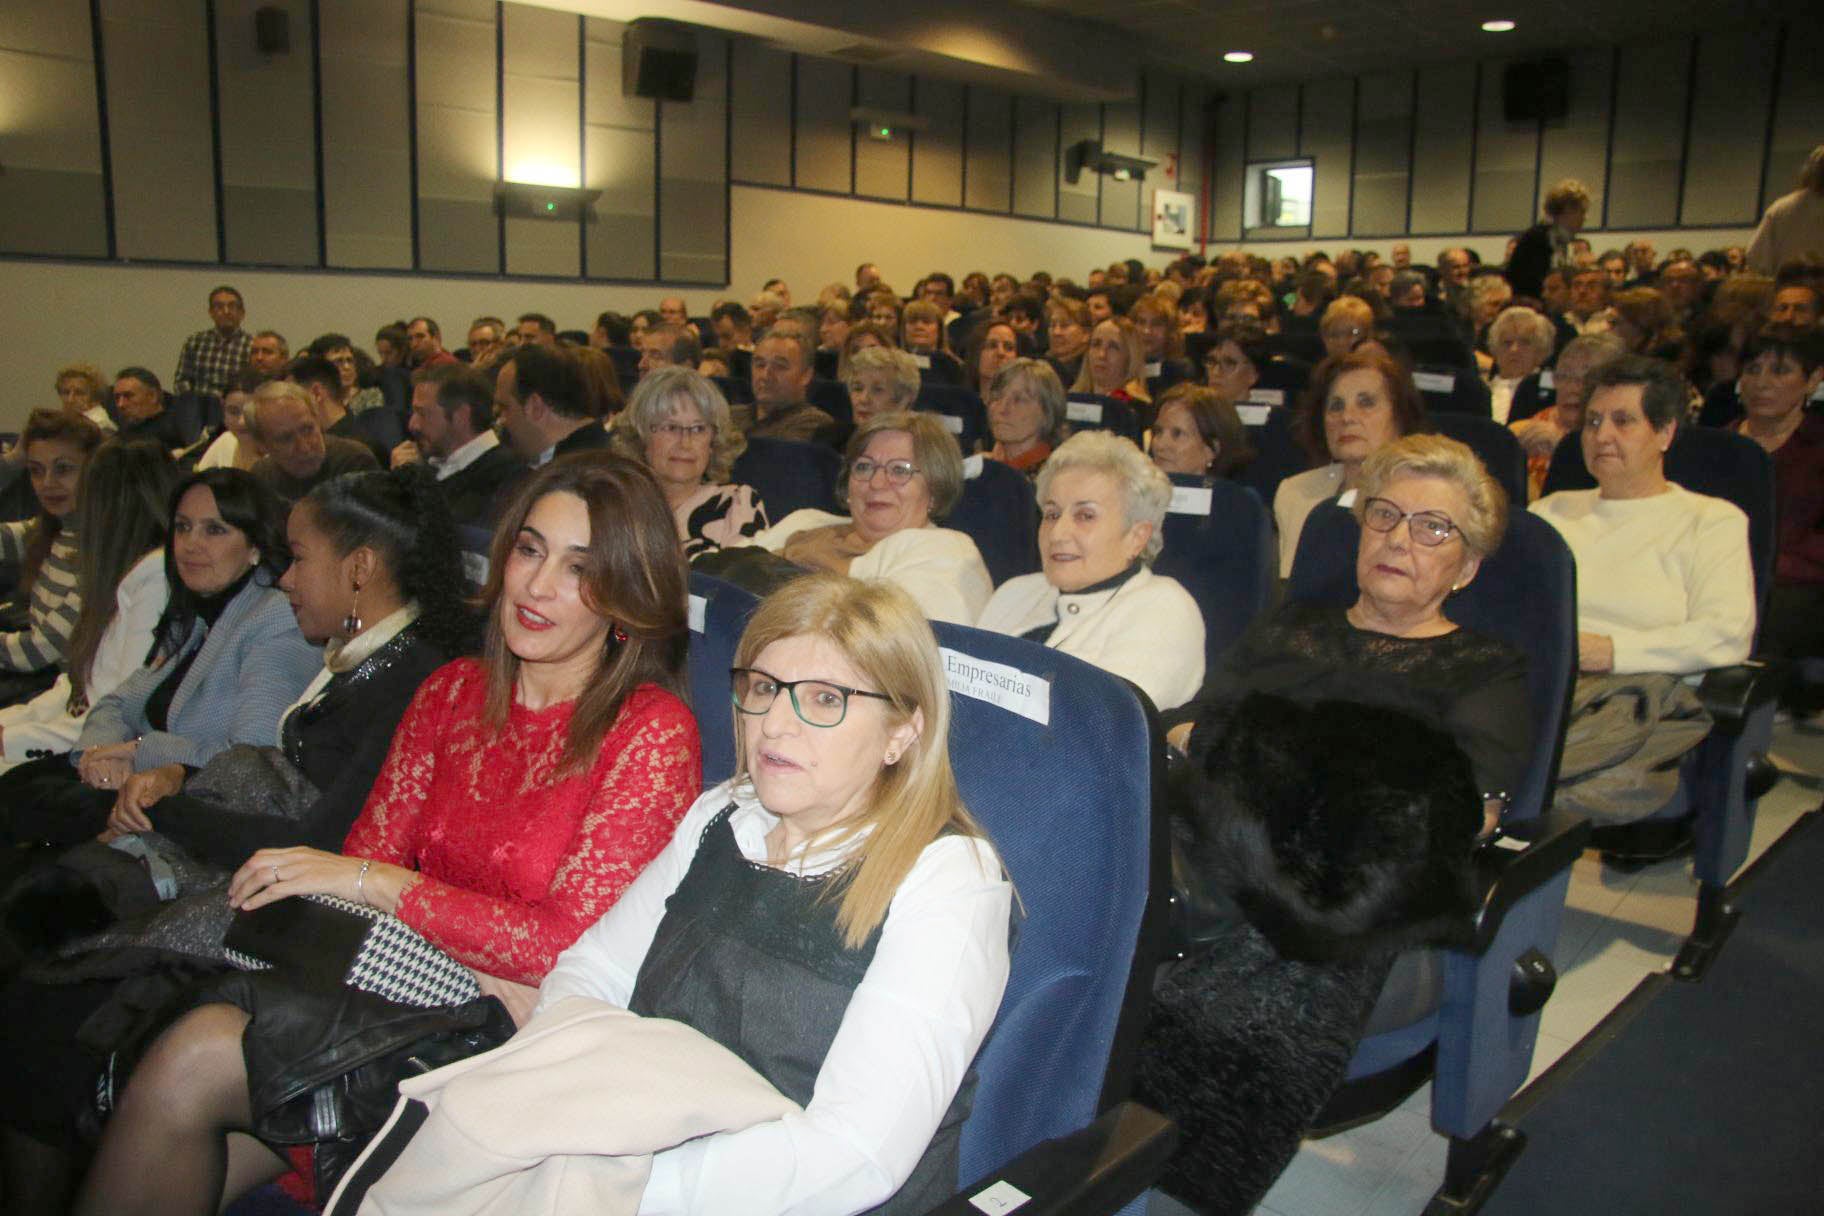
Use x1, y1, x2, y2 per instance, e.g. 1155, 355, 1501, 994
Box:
611, 367, 769, 558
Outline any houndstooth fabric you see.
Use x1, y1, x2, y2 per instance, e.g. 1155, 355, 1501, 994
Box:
226, 894, 482, 1008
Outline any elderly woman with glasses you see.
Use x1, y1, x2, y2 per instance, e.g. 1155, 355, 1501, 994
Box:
1167, 434, 1529, 839
978, 431, 1205, 710
610, 367, 768, 558
741, 412, 992, 624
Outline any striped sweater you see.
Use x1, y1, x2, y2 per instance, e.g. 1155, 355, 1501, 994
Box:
0, 519, 80, 673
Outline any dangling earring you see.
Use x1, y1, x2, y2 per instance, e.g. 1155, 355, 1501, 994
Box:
611, 623, 629, 645
342, 583, 363, 636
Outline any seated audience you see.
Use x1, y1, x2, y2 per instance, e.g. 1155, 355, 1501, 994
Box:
966, 320, 1021, 395
1073, 317, 1152, 408
247, 380, 379, 504
1274, 350, 1427, 576
818, 301, 852, 354
1202, 320, 1271, 406
638, 323, 703, 380
901, 299, 965, 386
494, 344, 610, 466
1485, 306, 1557, 423
1531, 356, 1755, 828
743, 412, 992, 624
711, 300, 755, 351
1511, 333, 1624, 499
306, 334, 386, 416
979, 431, 1204, 709
397, 363, 526, 530
0, 468, 322, 850
1319, 296, 1376, 360
1045, 298, 1092, 385
836, 319, 895, 381
0, 442, 176, 770
335, 573, 1011, 1215
1734, 326, 1824, 692
748, 328, 835, 443
196, 371, 267, 471
984, 358, 1067, 479
111, 368, 189, 451
1130, 295, 1187, 377
1170, 433, 1528, 837
1149, 383, 1254, 482
288, 355, 390, 466
53, 364, 116, 433
67, 456, 703, 1215
845, 345, 921, 433
611, 366, 768, 558
0, 411, 104, 703
1605, 287, 1684, 362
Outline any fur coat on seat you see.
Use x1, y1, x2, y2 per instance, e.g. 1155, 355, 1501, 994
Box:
1136, 691, 1483, 1215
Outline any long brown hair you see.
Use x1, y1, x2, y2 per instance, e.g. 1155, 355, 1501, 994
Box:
17, 409, 104, 597
478, 453, 688, 775
66, 441, 179, 709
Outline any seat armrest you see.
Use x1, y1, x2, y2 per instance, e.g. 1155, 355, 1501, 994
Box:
926, 1103, 1177, 1216
1469, 809, 1591, 952
1697, 661, 1784, 732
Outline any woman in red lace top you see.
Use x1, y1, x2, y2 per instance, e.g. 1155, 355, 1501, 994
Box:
76, 455, 702, 1216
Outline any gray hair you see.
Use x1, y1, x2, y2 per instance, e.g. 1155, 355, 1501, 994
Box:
1036, 430, 1172, 564
1487, 306, 1556, 357
610, 366, 746, 484
1355, 433, 1508, 558
988, 358, 1066, 445
246, 379, 312, 440
1556, 331, 1625, 372
846, 345, 920, 407
1468, 275, 1514, 311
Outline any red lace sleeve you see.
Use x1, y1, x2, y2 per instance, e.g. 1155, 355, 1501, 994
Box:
340, 659, 474, 867
392, 686, 702, 984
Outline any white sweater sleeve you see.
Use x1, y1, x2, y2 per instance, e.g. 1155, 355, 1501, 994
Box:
857, 529, 994, 626
1606, 502, 1756, 675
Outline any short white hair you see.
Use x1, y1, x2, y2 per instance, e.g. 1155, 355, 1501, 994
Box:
1487, 306, 1556, 356
1036, 430, 1171, 563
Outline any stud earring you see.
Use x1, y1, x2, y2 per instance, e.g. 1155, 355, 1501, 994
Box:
884, 751, 900, 766
611, 623, 629, 644
342, 584, 363, 636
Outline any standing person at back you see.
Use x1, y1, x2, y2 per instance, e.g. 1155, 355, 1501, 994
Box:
173, 286, 252, 400
1509, 180, 1591, 300
1748, 146, 1824, 275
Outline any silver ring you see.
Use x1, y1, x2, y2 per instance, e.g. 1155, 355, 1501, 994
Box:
271, 866, 280, 885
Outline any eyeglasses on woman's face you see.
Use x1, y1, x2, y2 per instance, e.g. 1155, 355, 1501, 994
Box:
849, 457, 920, 486
651, 421, 710, 440
1360, 496, 1459, 547
730, 667, 890, 728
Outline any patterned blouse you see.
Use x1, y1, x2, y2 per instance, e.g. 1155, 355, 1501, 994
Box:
674, 482, 769, 559
0, 519, 79, 672
341, 658, 702, 985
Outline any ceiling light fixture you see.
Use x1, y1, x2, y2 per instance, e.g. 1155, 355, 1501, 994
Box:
1480, 19, 1516, 32
1223, 50, 1255, 63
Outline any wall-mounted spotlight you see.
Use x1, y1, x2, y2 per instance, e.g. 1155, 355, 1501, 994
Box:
494, 182, 602, 222
850, 107, 929, 143
1064, 140, 1158, 185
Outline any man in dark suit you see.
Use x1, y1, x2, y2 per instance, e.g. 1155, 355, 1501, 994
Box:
111, 367, 192, 450
494, 344, 610, 467
395, 364, 525, 530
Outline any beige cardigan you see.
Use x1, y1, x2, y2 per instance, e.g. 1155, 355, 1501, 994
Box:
333, 998, 801, 1216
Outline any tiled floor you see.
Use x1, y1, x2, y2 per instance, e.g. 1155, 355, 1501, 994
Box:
1150, 716, 1824, 1216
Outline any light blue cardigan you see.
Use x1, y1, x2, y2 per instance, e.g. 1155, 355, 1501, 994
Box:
76, 573, 323, 771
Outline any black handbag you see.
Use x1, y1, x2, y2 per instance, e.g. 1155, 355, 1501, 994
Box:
224, 893, 483, 1008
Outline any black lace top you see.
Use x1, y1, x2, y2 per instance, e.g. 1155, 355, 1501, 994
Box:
1167, 600, 1531, 799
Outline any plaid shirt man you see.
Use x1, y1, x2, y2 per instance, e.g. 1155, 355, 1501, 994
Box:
173, 326, 252, 397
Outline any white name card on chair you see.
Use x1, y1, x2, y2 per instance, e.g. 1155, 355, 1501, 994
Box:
1144, 361, 1163, 378
1168, 485, 1214, 515
938, 414, 964, 435
1539, 369, 1555, 391
941, 649, 1051, 725
963, 453, 986, 478
688, 594, 706, 633
1065, 399, 1105, 424
1246, 387, 1285, 406
1413, 370, 1456, 394
968, 1179, 1032, 1214
911, 353, 932, 369
1237, 404, 1270, 426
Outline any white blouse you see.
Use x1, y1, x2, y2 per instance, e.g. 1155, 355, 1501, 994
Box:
535, 782, 1013, 1215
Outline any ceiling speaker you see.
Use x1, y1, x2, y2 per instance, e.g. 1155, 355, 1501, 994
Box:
1504, 59, 1570, 123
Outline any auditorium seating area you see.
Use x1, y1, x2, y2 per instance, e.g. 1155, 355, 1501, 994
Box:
3, 226, 1818, 1216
